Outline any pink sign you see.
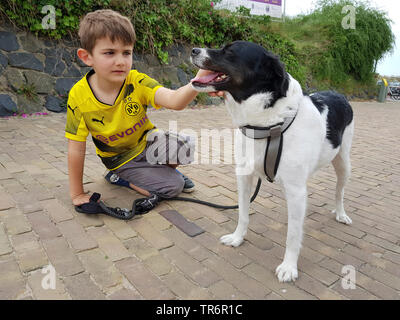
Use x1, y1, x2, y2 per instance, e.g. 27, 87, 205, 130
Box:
250, 0, 282, 5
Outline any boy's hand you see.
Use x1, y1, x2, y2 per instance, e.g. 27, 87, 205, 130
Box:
72, 193, 91, 206
195, 69, 225, 98
208, 91, 225, 98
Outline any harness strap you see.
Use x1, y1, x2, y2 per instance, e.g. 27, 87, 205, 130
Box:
240, 115, 295, 139
264, 125, 283, 182
239, 114, 297, 182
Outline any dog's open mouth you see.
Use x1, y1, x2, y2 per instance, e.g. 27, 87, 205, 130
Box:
191, 72, 230, 87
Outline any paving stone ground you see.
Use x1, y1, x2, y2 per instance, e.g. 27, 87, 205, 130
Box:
0, 100, 399, 300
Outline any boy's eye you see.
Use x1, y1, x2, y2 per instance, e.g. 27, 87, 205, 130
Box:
104, 52, 113, 55
124, 52, 132, 56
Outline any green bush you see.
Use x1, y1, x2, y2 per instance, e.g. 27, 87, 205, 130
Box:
0, 0, 111, 38
0, 0, 303, 83
302, 0, 394, 84
0, 0, 395, 93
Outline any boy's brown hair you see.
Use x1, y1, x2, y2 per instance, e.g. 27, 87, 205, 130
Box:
78, 9, 136, 53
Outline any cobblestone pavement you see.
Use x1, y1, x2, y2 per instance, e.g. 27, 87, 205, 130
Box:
0, 100, 399, 300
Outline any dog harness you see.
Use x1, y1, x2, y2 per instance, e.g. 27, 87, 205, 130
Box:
240, 113, 297, 182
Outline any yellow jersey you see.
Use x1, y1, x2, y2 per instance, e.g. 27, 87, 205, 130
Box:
65, 69, 163, 170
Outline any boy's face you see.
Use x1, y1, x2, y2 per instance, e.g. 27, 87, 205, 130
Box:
83, 37, 133, 84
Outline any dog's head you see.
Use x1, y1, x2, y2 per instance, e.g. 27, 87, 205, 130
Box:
190, 41, 289, 105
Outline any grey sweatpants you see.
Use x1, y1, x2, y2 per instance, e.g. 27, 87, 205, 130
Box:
113, 131, 195, 198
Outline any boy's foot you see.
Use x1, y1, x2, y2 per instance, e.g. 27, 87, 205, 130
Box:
176, 170, 195, 193
104, 172, 131, 188
182, 174, 195, 193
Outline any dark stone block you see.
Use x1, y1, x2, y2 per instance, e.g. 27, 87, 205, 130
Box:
0, 51, 8, 68
24, 70, 55, 94
0, 94, 17, 116
4, 68, 26, 91
145, 54, 161, 67
43, 40, 55, 48
19, 33, 42, 53
44, 56, 66, 76
177, 67, 189, 85
45, 95, 66, 113
44, 48, 57, 57
177, 44, 190, 59
17, 95, 44, 114
166, 45, 180, 57
55, 78, 79, 95
132, 61, 147, 72
64, 64, 81, 77
63, 39, 80, 48
8, 52, 44, 71
0, 31, 19, 51
61, 48, 73, 65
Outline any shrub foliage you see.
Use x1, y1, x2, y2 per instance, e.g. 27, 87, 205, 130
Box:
0, 0, 303, 81
0, 0, 395, 89
296, 0, 395, 83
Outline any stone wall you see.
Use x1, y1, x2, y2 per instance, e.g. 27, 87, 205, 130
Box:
0, 24, 217, 117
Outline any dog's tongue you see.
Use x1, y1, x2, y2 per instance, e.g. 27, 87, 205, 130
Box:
191, 72, 220, 84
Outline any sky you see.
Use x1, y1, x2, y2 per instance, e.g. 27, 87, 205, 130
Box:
284, 0, 400, 77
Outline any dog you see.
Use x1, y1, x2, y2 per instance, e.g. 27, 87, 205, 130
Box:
190, 41, 354, 282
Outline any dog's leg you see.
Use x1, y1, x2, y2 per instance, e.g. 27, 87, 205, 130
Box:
276, 181, 307, 282
332, 122, 353, 225
332, 155, 352, 224
332, 156, 352, 223
220, 173, 254, 247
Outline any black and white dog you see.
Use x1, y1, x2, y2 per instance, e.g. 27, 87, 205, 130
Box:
190, 41, 354, 282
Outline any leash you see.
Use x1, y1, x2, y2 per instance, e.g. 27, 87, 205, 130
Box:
169, 177, 262, 209
76, 178, 263, 220
77, 113, 297, 220
173, 113, 297, 209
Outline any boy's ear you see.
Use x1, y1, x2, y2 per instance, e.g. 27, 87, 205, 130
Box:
77, 48, 92, 66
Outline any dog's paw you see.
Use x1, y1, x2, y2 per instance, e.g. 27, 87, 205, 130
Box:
220, 233, 244, 247
275, 262, 298, 282
336, 214, 352, 225
332, 210, 352, 225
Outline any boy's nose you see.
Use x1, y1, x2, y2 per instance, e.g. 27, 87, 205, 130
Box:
116, 56, 126, 65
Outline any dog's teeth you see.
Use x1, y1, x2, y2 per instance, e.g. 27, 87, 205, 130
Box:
214, 74, 227, 82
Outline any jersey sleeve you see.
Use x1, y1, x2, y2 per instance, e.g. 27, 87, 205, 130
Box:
65, 89, 89, 142
134, 71, 163, 109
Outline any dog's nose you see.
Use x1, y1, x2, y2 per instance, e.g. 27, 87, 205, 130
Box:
191, 48, 201, 56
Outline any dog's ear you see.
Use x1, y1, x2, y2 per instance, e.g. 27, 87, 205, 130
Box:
266, 53, 289, 97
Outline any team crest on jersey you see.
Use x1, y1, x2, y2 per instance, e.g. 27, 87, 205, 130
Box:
124, 97, 141, 116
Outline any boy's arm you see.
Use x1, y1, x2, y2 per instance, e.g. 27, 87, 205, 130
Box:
154, 69, 222, 110
154, 84, 197, 110
68, 139, 90, 205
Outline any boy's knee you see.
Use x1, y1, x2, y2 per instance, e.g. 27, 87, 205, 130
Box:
162, 174, 184, 198
151, 171, 184, 198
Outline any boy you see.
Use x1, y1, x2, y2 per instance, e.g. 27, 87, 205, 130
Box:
66, 9, 218, 213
